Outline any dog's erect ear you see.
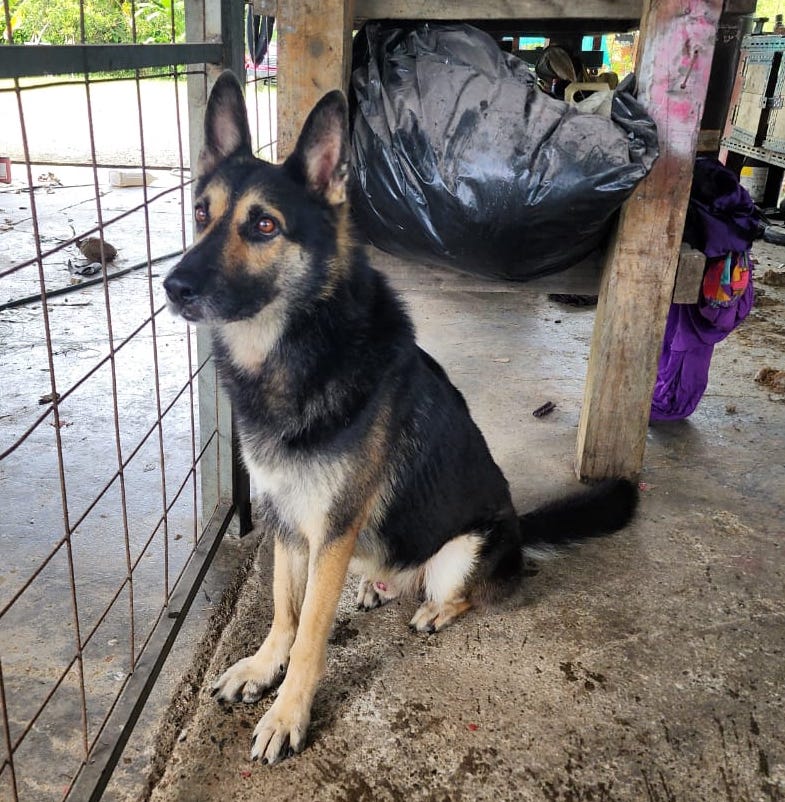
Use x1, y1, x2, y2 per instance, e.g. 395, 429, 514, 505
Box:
197, 70, 253, 176
284, 90, 350, 206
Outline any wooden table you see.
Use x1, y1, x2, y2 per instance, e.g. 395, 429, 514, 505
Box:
274, 0, 732, 481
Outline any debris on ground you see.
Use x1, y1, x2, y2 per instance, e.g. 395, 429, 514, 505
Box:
755, 290, 780, 307
38, 392, 61, 405
761, 268, 785, 287
548, 294, 599, 307
532, 401, 556, 418
37, 171, 63, 189
755, 366, 785, 393
109, 169, 155, 187
68, 258, 102, 276
77, 237, 118, 262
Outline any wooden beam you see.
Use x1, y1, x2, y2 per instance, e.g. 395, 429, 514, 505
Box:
276, 0, 354, 159
372, 245, 704, 299
354, 0, 644, 21
353, 0, 755, 21
672, 246, 705, 304
724, 0, 756, 12
575, 0, 723, 480
697, 128, 722, 152
251, 0, 276, 14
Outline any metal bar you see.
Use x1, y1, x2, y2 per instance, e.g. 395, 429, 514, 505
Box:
185, 1, 238, 528
10, 70, 92, 760
221, 0, 246, 79
232, 422, 253, 536
0, 69, 203, 93
64, 500, 234, 802
166, 500, 232, 618
1, 0, 248, 797
0, 660, 19, 802
0, 43, 223, 80
197, 337, 234, 523
80, 68, 139, 675
722, 136, 785, 169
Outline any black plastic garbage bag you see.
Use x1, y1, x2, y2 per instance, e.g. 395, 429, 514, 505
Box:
350, 22, 659, 280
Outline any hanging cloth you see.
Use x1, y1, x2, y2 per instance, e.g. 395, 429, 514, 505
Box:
650, 159, 758, 422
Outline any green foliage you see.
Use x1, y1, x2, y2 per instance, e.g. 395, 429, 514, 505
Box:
606, 33, 636, 79
754, 1, 783, 26
5, 0, 184, 44
133, 0, 185, 44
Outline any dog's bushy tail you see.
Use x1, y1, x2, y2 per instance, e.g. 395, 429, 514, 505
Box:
518, 478, 638, 557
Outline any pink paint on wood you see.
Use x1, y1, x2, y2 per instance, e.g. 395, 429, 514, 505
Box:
637, 2, 723, 154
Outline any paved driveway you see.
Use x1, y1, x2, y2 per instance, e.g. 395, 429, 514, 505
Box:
0, 77, 276, 167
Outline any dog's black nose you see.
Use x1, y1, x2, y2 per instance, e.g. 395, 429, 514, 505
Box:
164, 273, 197, 305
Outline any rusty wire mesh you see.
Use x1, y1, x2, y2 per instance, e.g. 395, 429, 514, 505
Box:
0, 2, 275, 798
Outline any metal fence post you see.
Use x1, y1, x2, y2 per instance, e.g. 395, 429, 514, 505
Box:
185, 0, 252, 533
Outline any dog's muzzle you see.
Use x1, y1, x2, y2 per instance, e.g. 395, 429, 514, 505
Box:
164, 270, 203, 321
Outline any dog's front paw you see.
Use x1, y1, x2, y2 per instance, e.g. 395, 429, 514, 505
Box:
251, 695, 310, 764
212, 654, 287, 704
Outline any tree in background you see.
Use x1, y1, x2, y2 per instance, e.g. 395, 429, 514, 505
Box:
133, 0, 185, 43
754, 1, 785, 29
4, 0, 185, 44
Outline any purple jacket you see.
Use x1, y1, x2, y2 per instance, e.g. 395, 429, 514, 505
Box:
650, 158, 756, 421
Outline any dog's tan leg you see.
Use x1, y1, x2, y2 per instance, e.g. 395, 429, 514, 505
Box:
212, 540, 307, 703
250, 530, 357, 764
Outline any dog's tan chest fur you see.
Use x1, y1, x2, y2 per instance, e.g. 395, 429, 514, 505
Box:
245, 451, 349, 546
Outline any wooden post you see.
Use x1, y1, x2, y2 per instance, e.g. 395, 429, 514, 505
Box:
276, 0, 355, 159
575, 0, 723, 480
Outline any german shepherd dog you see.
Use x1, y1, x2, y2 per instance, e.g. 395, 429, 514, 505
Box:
164, 71, 638, 765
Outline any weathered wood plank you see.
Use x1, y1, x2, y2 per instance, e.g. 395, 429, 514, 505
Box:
354, 0, 643, 20
251, 0, 276, 14
370, 244, 704, 299
372, 250, 604, 295
575, 0, 723, 480
724, 0, 756, 12
276, 0, 354, 159
354, 0, 754, 21
697, 128, 722, 152
672, 246, 705, 304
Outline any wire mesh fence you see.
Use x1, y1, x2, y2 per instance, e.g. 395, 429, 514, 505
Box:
0, 1, 274, 798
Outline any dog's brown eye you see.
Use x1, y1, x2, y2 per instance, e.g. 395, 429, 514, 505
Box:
257, 216, 277, 236
194, 205, 207, 225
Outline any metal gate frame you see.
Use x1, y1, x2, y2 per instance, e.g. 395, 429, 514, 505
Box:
0, 0, 251, 799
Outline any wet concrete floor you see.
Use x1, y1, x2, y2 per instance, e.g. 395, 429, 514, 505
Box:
144, 245, 785, 802
0, 165, 244, 802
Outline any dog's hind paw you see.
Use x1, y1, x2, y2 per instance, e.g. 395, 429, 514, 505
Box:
251, 695, 309, 765
356, 576, 399, 611
212, 654, 287, 704
409, 598, 472, 633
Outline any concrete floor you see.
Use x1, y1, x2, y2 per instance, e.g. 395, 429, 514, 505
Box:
144, 246, 785, 802
4, 70, 780, 802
